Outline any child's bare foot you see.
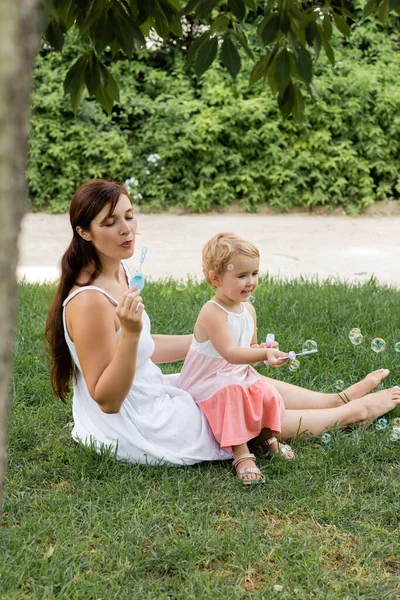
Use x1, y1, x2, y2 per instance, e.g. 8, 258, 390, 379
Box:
349, 386, 400, 425
342, 369, 390, 402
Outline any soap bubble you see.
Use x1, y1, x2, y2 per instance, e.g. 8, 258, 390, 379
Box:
302, 339, 318, 353
394, 342, 400, 353
176, 282, 187, 292
289, 359, 300, 372
248, 296, 255, 304
349, 328, 363, 346
335, 380, 345, 391
321, 433, 331, 444
375, 417, 389, 430
393, 418, 400, 426
390, 426, 400, 441
371, 337, 386, 353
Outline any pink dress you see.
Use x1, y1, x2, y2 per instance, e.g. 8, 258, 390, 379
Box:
177, 301, 285, 451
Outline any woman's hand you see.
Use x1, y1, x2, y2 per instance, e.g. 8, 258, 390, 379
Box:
265, 347, 289, 369
116, 286, 144, 336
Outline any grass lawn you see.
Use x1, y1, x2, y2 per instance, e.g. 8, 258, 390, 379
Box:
1, 278, 400, 599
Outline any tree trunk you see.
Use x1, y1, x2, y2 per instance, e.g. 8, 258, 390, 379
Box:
0, 0, 41, 508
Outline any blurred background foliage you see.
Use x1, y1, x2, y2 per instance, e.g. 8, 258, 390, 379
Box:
29, 8, 400, 214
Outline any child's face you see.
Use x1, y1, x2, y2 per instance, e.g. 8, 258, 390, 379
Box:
217, 254, 260, 303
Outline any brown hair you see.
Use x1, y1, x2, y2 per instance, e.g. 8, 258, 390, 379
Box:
202, 232, 260, 286
45, 179, 130, 402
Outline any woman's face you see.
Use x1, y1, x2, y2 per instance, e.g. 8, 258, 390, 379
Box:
81, 194, 138, 260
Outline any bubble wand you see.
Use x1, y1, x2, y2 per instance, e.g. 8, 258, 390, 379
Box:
266, 333, 318, 361
130, 246, 148, 290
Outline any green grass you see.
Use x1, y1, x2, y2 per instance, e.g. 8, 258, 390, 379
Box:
1, 278, 400, 599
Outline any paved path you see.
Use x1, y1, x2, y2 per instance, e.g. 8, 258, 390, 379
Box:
18, 211, 400, 287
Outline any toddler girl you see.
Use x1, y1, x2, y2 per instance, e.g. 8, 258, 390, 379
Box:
178, 232, 294, 485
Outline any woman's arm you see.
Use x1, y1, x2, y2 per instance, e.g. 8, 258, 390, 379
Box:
151, 334, 193, 363
67, 288, 144, 413
199, 304, 288, 366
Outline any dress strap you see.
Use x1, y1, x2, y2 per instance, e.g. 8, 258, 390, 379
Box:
62, 286, 119, 307
121, 260, 131, 284
207, 300, 231, 314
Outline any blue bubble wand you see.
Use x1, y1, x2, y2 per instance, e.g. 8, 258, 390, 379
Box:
130, 246, 148, 290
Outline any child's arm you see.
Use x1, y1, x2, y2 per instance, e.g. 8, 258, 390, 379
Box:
198, 303, 288, 366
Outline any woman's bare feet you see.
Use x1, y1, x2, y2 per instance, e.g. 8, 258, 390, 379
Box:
348, 386, 400, 426
342, 369, 390, 402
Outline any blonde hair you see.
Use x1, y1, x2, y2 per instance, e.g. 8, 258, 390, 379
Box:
202, 232, 260, 286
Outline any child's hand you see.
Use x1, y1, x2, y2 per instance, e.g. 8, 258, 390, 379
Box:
252, 341, 280, 349
265, 348, 289, 368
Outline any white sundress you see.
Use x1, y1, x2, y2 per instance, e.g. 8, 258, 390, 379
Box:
62, 285, 231, 466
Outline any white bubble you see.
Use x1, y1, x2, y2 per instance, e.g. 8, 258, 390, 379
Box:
289, 359, 300, 372
176, 282, 187, 292
335, 379, 345, 391
371, 337, 386, 353
321, 433, 331, 444
248, 296, 255, 304
349, 328, 363, 346
394, 342, 400, 353
302, 339, 318, 353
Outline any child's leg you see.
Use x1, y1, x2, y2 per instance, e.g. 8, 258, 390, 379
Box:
232, 443, 263, 483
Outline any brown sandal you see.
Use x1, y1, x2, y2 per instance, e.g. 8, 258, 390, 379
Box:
232, 453, 265, 485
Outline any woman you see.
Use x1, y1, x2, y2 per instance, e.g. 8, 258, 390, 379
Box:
46, 179, 400, 466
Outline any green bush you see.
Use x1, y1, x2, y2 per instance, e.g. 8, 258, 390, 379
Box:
28, 17, 400, 213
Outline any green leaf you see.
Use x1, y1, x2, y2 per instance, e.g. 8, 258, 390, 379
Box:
378, 0, 390, 21
221, 36, 241, 78
70, 81, 85, 115
92, 15, 114, 54
45, 20, 66, 51
319, 26, 335, 65
322, 14, 332, 40
259, 13, 280, 46
105, 71, 120, 102
279, 11, 290, 34
182, 0, 201, 14
186, 31, 211, 67
84, 52, 100, 96
332, 12, 350, 36
154, 0, 169, 39
211, 14, 230, 33
195, 36, 218, 78
296, 47, 312, 85
233, 28, 254, 60
229, 0, 246, 20
278, 81, 294, 119
196, 0, 217, 19
249, 54, 269, 86
98, 62, 109, 88
169, 13, 183, 37
64, 55, 88, 95
305, 20, 318, 44
244, 0, 257, 9
291, 83, 305, 123
94, 83, 115, 115
275, 48, 291, 93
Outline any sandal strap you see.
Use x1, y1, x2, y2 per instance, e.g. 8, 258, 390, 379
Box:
266, 437, 277, 446
232, 453, 256, 468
